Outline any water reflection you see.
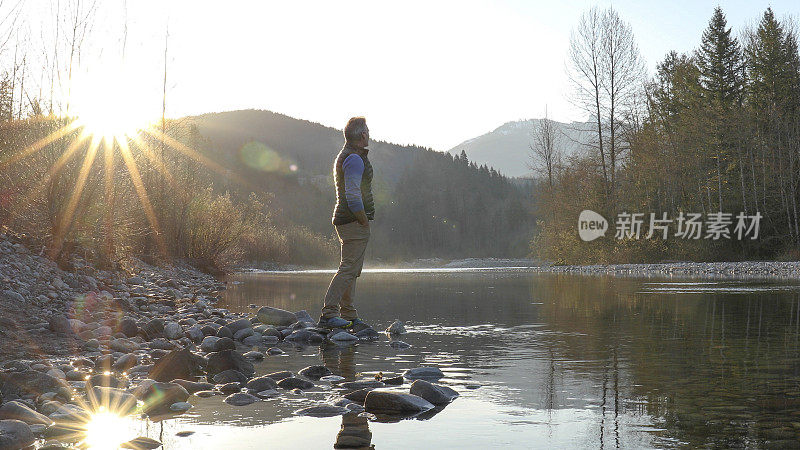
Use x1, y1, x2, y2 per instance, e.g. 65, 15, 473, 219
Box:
321, 345, 374, 449
212, 272, 800, 448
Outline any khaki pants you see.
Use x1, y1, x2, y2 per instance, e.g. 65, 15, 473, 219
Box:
321, 221, 370, 320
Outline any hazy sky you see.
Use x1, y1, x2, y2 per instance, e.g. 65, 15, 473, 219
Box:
9, 0, 800, 150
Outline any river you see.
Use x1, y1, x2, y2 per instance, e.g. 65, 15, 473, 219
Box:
110, 269, 800, 449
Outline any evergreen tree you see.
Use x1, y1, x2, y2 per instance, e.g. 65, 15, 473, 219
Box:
697, 7, 744, 107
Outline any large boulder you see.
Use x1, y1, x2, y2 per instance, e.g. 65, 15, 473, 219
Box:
0, 419, 34, 449
256, 306, 297, 327
364, 390, 434, 414
148, 348, 204, 382
206, 350, 254, 378
409, 380, 459, 405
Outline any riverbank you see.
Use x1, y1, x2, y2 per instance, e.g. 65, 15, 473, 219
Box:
535, 260, 800, 279
0, 233, 455, 449
239, 256, 800, 280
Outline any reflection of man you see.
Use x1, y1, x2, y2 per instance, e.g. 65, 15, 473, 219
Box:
322, 345, 374, 449
319, 117, 375, 331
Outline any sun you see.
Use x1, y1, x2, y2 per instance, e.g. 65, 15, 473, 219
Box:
69, 64, 158, 142
82, 408, 136, 450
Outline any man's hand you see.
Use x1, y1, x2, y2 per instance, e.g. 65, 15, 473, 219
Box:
354, 210, 369, 227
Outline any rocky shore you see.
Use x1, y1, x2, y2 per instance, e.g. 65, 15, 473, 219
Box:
0, 233, 458, 449
536, 261, 800, 279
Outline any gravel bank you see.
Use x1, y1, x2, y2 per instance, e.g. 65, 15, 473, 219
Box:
535, 261, 800, 279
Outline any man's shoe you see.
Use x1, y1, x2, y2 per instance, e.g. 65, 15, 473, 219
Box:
318, 316, 352, 329
349, 318, 373, 333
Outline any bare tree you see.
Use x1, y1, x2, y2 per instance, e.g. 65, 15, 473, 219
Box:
568, 6, 645, 206
601, 7, 645, 201
529, 106, 560, 189
568, 6, 607, 196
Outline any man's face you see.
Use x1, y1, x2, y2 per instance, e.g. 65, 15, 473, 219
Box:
361, 127, 370, 147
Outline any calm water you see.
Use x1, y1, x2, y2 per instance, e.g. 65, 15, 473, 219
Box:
108, 270, 800, 449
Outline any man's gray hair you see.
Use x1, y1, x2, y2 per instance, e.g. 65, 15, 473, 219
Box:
344, 117, 368, 143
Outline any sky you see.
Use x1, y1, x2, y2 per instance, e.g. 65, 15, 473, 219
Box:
5, 0, 800, 151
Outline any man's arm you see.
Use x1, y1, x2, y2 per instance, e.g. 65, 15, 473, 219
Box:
343, 154, 369, 226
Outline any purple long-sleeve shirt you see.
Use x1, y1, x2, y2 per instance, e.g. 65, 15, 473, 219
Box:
343, 153, 365, 212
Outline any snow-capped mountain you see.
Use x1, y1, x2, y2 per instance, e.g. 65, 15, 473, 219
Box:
447, 119, 594, 178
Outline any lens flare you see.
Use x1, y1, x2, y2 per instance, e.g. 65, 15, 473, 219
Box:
240, 141, 294, 173
82, 408, 135, 450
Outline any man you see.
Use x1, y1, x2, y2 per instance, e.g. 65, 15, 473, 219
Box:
318, 117, 375, 330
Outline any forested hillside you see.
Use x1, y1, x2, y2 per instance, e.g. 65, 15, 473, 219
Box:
187, 110, 535, 263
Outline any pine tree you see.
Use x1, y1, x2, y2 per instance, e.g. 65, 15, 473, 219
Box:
745, 8, 800, 117
697, 7, 744, 108
696, 7, 744, 211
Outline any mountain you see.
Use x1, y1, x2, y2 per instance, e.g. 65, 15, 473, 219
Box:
182, 110, 537, 262
447, 119, 594, 178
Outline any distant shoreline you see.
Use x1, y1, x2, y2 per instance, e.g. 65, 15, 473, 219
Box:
235, 259, 800, 280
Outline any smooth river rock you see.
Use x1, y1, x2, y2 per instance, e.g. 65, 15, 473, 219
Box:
256, 306, 297, 327
385, 320, 407, 335
148, 348, 203, 382
245, 376, 278, 392
403, 366, 444, 380
298, 365, 333, 380
277, 377, 314, 390
364, 390, 435, 414
0, 419, 35, 449
409, 380, 459, 405
224, 392, 258, 406
294, 405, 350, 417
0, 401, 53, 426
206, 350, 254, 377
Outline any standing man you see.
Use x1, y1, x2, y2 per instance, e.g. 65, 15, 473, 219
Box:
318, 117, 375, 330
